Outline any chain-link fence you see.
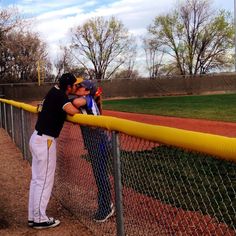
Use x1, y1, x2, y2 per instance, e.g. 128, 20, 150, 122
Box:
0, 100, 235, 236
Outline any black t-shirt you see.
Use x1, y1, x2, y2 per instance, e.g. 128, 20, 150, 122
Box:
35, 86, 70, 138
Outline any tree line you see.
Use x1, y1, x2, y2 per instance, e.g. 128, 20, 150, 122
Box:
0, 0, 234, 83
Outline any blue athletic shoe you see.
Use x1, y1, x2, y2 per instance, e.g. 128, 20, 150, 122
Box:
93, 204, 115, 223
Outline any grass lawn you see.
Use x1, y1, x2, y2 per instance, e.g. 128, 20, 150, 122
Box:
103, 93, 236, 122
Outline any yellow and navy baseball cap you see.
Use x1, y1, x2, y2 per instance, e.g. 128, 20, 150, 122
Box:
74, 77, 83, 85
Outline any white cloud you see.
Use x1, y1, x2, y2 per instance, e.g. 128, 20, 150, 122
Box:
33, 0, 175, 43
3, 0, 175, 62
2, 0, 232, 73
37, 6, 83, 21
11, 0, 95, 14
25, 0, 174, 71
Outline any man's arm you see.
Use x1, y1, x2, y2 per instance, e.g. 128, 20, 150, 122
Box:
63, 102, 80, 115
72, 97, 87, 108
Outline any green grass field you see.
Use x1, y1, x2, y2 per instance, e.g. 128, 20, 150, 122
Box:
103, 93, 236, 122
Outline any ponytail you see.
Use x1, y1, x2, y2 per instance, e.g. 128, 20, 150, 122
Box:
94, 87, 103, 114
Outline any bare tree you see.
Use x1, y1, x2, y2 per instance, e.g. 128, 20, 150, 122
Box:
122, 36, 137, 79
70, 16, 136, 80
54, 46, 91, 80
143, 37, 165, 79
0, 7, 21, 81
113, 69, 139, 80
1, 30, 50, 82
145, 0, 234, 75
0, 7, 51, 82
0, 7, 21, 42
54, 46, 73, 80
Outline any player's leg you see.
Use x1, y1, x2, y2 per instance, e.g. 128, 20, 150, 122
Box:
28, 131, 38, 225
28, 132, 59, 228
92, 131, 113, 222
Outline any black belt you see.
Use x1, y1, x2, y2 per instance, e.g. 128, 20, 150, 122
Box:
36, 130, 55, 138
37, 131, 43, 136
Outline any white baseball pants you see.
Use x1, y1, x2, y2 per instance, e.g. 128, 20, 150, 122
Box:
28, 130, 57, 223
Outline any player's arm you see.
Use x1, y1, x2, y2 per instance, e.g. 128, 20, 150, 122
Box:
63, 102, 80, 115
72, 97, 87, 108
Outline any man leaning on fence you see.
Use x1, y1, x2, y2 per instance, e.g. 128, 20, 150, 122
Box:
28, 73, 80, 229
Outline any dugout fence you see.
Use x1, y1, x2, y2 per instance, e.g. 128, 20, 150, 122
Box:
0, 98, 235, 236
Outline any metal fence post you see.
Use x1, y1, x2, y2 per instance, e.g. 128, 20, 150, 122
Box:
10, 105, 15, 142
3, 103, 7, 130
0, 102, 2, 128
112, 131, 125, 236
21, 109, 26, 159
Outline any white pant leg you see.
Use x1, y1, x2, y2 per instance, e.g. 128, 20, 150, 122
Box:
28, 131, 57, 223
28, 135, 37, 221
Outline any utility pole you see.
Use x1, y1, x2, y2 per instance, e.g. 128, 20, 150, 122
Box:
37, 61, 41, 86
37, 60, 45, 86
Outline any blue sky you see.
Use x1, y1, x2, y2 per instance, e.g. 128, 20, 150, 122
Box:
0, 0, 233, 68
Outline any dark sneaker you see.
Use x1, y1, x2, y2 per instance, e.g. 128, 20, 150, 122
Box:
93, 205, 115, 223
28, 220, 34, 227
33, 217, 60, 229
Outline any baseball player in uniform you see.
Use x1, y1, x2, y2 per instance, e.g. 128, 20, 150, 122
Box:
28, 73, 81, 229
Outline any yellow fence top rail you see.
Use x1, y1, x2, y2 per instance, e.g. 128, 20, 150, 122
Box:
1, 98, 236, 163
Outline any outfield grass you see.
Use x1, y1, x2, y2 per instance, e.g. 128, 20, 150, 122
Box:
103, 93, 236, 122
